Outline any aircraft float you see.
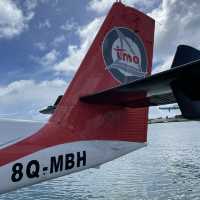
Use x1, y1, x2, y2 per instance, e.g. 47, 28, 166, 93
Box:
0, 1, 200, 194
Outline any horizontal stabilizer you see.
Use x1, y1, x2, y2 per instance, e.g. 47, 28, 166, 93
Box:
39, 95, 63, 114
80, 45, 200, 119
80, 59, 200, 107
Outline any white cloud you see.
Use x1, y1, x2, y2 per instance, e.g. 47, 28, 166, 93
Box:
54, 17, 104, 72
38, 19, 51, 29
88, 0, 114, 13
52, 35, 65, 47
38, 49, 60, 66
60, 19, 78, 32
24, 0, 38, 11
152, 55, 173, 74
88, 0, 159, 13
0, 0, 33, 39
34, 42, 46, 51
0, 79, 67, 121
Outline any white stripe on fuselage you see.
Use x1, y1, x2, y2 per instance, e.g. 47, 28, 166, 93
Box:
0, 140, 146, 194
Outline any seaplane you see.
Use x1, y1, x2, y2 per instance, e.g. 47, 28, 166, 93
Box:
0, 0, 200, 194
159, 104, 179, 112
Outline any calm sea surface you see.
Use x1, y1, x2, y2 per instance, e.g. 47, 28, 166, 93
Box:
1, 121, 200, 200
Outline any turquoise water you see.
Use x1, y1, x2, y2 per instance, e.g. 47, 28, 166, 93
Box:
1, 122, 200, 200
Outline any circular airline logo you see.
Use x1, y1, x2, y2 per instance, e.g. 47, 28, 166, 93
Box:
102, 27, 148, 83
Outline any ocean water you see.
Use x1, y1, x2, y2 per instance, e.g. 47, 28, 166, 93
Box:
1, 121, 200, 200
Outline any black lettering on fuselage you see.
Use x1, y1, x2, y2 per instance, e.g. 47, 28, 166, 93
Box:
50, 155, 63, 173
26, 160, 40, 178
50, 151, 86, 174
11, 151, 87, 183
77, 151, 86, 167
65, 153, 75, 170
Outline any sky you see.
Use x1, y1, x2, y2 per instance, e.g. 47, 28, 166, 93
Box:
0, 0, 199, 121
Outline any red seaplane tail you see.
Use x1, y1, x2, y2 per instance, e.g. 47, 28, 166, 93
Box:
0, 2, 154, 173
50, 2, 155, 143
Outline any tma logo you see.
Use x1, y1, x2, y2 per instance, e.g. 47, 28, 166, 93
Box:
102, 27, 148, 83
114, 47, 140, 65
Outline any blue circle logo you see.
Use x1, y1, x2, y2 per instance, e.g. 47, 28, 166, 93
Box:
102, 27, 148, 83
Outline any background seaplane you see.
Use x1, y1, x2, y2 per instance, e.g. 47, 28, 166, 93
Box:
159, 104, 179, 112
